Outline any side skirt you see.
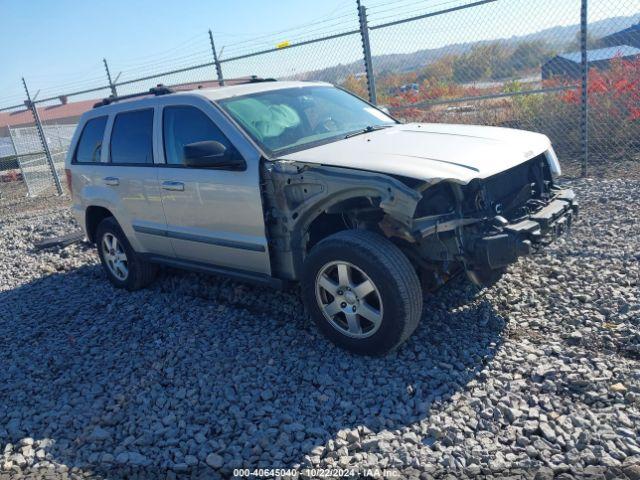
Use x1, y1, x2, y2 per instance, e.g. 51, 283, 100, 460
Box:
142, 254, 286, 290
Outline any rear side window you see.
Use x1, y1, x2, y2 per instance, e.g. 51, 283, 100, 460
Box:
163, 106, 231, 165
74, 116, 107, 163
110, 109, 154, 164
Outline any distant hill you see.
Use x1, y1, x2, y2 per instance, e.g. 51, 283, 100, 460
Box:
296, 14, 640, 83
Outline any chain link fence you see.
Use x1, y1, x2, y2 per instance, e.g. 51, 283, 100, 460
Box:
222, 32, 367, 88
7, 123, 73, 197
1, 0, 638, 205
0, 106, 32, 202
587, 0, 640, 164
370, 0, 584, 160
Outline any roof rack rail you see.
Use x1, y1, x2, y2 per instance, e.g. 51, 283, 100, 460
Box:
247, 75, 277, 83
93, 84, 174, 108
167, 76, 277, 92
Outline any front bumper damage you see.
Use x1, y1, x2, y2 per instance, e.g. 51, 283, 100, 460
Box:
411, 188, 578, 285
263, 158, 576, 286
472, 189, 578, 270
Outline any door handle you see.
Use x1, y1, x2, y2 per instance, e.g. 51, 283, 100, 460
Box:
103, 176, 119, 186
162, 181, 185, 191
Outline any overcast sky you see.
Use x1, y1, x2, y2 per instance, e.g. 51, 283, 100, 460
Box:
1, 0, 637, 107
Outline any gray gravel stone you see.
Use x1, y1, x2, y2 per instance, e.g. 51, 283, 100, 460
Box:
0, 176, 639, 478
206, 453, 224, 469
539, 422, 557, 442
89, 426, 111, 442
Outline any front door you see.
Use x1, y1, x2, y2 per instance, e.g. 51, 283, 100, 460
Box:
157, 102, 271, 275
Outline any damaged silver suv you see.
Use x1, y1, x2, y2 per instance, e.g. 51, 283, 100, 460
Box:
66, 79, 577, 355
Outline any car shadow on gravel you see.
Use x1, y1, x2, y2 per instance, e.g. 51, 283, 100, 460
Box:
0, 264, 505, 478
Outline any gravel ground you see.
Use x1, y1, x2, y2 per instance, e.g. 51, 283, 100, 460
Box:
1, 175, 639, 479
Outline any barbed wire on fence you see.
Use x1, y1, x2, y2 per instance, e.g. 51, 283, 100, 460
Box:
1, 0, 638, 202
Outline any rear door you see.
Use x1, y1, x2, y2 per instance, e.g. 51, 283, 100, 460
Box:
104, 107, 172, 256
156, 96, 271, 275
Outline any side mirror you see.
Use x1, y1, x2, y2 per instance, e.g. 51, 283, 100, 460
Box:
183, 141, 246, 170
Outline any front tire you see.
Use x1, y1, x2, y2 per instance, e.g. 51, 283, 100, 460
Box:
301, 230, 423, 356
96, 217, 157, 291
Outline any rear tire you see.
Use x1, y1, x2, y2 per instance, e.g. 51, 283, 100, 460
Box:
301, 230, 423, 356
96, 217, 157, 291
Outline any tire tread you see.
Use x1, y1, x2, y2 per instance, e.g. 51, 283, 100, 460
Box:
305, 229, 423, 354
96, 217, 157, 291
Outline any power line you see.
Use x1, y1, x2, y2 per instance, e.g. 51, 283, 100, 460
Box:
116, 58, 214, 84
116, 49, 213, 76
221, 17, 358, 58
113, 32, 208, 68
215, 0, 355, 41
32, 74, 108, 94
218, 10, 358, 53
368, 0, 466, 20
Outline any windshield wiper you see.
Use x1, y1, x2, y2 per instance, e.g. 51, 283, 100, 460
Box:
344, 124, 392, 139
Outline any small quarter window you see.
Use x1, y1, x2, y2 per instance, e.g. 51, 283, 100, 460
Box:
74, 116, 107, 163
163, 106, 231, 165
110, 109, 154, 164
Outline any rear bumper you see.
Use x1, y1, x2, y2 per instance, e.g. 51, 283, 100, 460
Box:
472, 189, 578, 269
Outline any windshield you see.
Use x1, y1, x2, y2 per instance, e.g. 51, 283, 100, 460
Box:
217, 86, 396, 156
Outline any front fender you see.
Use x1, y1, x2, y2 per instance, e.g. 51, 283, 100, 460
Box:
263, 161, 422, 279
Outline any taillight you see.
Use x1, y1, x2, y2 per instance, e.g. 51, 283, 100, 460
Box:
65, 168, 73, 194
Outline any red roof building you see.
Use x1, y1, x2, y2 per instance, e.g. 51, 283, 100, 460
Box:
0, 77, 260, 136
0, 98, 97, 135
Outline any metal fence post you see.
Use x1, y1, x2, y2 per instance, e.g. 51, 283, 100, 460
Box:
103, 58, 118, 97
357, 0, 377, 104
22, 78, 63, 195
580, 0, 588, 177
209, 30, 225, 86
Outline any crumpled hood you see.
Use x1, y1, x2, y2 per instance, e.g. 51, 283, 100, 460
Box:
281, 123, 552, 184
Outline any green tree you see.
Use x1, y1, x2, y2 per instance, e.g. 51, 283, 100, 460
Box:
509, 41, 554, 71
453, 43, 511, 82
567, 31, 602, 51
418, 54, 455, 83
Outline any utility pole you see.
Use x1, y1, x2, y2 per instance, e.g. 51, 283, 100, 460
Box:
209, 30, 225, 86
22, 78, 63, 195
103, 58, 118, 97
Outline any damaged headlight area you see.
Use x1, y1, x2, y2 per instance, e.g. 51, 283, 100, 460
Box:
262, 151, 577, 290
409, 153, 578, 287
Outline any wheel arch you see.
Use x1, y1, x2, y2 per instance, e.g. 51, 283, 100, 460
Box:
289, 190, 405, 280
85, 205, 115, 243
304, 196, 384, 252
262, 162, 422, 280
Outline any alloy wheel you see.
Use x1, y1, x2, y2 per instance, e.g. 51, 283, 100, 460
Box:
315, 261, 383, 338
102, 233, 129, 281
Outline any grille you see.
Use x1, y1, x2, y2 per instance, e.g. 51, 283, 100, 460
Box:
463, 153, 551, 219
484, 154, 547, 201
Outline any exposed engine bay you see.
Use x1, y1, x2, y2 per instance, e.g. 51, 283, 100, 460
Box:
262, 152, 578, 288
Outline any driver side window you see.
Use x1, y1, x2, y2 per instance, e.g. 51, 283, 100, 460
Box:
162, 106, 231, 165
